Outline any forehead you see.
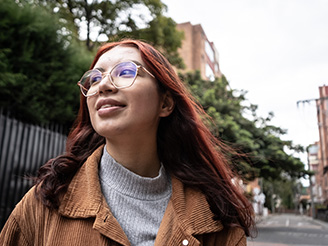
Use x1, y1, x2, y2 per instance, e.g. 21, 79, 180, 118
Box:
95, 46, 143, 69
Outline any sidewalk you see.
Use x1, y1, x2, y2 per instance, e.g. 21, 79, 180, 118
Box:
304, 215, 328, 230
256, 213, 328, 230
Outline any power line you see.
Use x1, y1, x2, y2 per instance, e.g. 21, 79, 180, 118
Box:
296, 96, 328, 106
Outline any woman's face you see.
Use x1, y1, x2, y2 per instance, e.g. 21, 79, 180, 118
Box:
86, 46, 169, 140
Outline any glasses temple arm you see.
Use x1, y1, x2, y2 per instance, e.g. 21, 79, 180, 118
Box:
140, 66, 155, 78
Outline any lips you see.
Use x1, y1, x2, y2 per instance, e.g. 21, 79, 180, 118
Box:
96, 98, 126, 111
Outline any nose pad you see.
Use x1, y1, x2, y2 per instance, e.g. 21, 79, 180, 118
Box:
98, 75, 118, 94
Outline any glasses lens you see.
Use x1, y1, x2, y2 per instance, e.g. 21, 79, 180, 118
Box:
111, 62, 137, 88
80, 69, 102, 96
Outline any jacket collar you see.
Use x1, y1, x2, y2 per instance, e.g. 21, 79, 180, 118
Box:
169, 177, 223, 236
58, 145, 223, 236
58, 145, 105, 218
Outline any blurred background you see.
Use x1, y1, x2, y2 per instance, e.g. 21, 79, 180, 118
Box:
1, 0, 328, 242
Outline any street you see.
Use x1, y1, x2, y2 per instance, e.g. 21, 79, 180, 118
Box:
247, 213, 328, 246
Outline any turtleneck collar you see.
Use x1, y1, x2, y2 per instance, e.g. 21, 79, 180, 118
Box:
99, 147, 171, 201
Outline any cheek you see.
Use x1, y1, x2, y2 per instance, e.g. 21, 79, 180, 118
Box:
133, 89, 161, 111
86, 98, 96, 124
140, 97, 163, 123
86, 99, 92, 114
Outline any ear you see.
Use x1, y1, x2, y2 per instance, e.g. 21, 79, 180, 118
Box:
159, 91, 175, 117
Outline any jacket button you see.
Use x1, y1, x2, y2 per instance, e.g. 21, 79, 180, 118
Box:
182, 239, 189, 245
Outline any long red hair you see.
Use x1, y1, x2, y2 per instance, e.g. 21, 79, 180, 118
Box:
35, 39, 255, 236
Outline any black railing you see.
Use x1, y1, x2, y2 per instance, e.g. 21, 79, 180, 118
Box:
0, 110, 66, 229
317, 208, 328, 222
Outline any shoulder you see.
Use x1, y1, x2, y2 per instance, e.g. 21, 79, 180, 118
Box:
9, 186, 43, 221
0, 186, 51, 245
13, 186, 46, 215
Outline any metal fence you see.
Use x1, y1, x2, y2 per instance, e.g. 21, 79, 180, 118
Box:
0, 110, 67, 229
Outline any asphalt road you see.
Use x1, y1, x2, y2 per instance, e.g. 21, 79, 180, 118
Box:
247, 213, 328, 246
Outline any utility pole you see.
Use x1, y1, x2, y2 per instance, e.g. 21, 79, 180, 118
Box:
307, 146, 316, 219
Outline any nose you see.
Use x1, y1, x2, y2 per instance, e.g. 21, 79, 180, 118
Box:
98, 74, 118, 94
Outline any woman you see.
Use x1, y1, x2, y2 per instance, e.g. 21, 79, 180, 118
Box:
0, 39, 255, 245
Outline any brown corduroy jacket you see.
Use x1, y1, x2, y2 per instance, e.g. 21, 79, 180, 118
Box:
0, 146, 246, 246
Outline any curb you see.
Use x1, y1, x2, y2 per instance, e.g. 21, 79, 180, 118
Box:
310, 217, 328, 230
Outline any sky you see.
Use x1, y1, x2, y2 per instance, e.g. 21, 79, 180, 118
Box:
162, 0, 328, 164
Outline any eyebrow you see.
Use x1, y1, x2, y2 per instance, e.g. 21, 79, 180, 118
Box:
95, 67, 106, 72
94, 60, 144, 72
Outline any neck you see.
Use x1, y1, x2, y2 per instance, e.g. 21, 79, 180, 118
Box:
105, 136, 160, 178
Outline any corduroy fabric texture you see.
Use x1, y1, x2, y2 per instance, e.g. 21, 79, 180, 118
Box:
0, 145, 247, 246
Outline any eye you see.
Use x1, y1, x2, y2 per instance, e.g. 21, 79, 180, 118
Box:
80, 69, 102, 88
112, 62, 137, 78
89, 71, 102, 85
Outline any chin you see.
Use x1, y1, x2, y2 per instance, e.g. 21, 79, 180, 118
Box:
94, 125, 126, 138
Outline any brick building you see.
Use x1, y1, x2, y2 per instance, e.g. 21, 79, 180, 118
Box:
308, 142, 324, 203
176, 22, 222, 80
316, 85, 328, 203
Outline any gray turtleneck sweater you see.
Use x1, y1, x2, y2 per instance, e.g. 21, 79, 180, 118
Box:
99, 148, 172, 246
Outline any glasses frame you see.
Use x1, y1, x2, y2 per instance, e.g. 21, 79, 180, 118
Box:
77, 61, 155, 97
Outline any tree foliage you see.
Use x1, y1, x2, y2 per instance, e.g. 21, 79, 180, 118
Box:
37, 0, 184, 66
180, 71, 307, 181
0, 0, 92, 126
263, 178, 301, 211
20, 0, 184, 66
114, 14, 185, 68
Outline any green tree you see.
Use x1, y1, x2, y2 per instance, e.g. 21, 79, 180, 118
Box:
180, 71, 307, 181
115, 14, 185, 68
18, 0, 184, 67
0, 0, 92, 126
39, 1, 172, 47
263, 178, 300, 211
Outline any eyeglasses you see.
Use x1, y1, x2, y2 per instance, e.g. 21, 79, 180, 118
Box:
77, 61, 155, 97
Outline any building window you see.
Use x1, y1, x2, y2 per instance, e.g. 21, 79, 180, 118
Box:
205, 40, 215, 63
309, 144, 319, 154
215, 63, 219, 73
205, 63, 215, 81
